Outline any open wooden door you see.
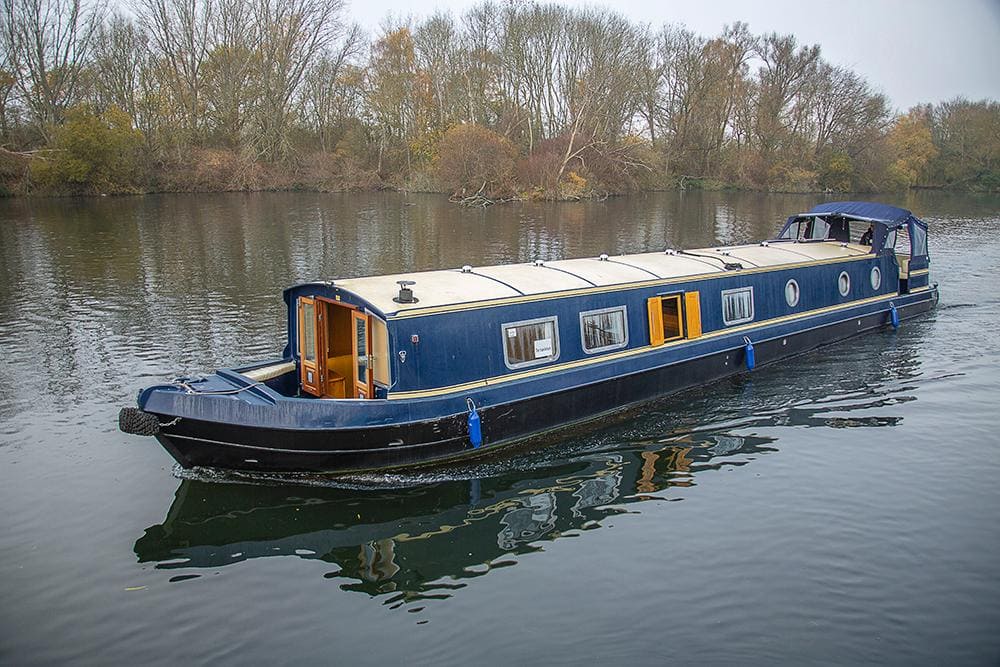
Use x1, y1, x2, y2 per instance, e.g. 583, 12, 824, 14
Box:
351, 310, 372, 398
298, 297, 323, 396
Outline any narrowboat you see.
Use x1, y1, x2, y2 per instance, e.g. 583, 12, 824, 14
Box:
119, 201, 938, 473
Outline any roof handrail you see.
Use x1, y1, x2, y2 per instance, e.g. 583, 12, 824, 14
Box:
601, 256, 663, 279
533, 261, 597, 286
456, 267, 526, 295
678, 249, 743, 271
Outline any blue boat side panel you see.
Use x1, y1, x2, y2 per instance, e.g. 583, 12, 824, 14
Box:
139, 286, 932, 431
384, 252, 898, 393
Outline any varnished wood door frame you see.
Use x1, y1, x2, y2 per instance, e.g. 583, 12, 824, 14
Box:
351, 309, 372, 399
297, 296, 323, 396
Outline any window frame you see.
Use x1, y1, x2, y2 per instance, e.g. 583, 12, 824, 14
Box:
838, 271, 851, 297
368, 311, 391, 388
579, 305, 629, 354
894, 227, 911, 256
784, 278, 800, 307
910, 223, 928, 257
721, 286, 755, 326
501, 315, 561, 370
869, 266, 882, 291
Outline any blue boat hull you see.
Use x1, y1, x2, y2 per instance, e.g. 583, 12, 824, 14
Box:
148, 288, 937, 473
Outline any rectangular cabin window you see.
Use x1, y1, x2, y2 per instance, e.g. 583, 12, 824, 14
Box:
911, 224, 928, 256
722, 287, 754, 326
580, 306, 628, 354
782, 218, 830, 241
301, 301, 317, 362
647, 294, 685, 346
849, 221, 874, 245
370, 315, 390, 387
502, 317, 559, 369
354, 316, 367, 381
894, 227, 911, 256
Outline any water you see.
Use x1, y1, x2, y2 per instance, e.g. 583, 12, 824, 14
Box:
1, 190, 998, 664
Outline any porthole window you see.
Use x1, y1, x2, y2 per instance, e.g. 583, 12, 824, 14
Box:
838, 271, 851, 297
870, 266, 882, 291
784, 279, 800, 307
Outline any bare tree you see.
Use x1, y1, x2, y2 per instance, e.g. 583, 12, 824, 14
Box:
559, 8, 646, 142
413, 12, 459, 129
248, 0, 347, 160
365, 24, 418, 172
0, 43, 16, 138
300, 23, 364, 152
807, 63, 888, 158
0, 0, 105, 138
201, 0, 258, 148
500, 3, 568, 147
753, 33, 820, 159
133, 0, 213, 144
458, 2, 501, 129
92, 14, 144, 121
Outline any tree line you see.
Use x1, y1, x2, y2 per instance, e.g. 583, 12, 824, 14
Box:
1, 0, 997, 198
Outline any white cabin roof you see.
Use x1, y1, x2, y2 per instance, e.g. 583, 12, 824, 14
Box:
332, 241, 871, 315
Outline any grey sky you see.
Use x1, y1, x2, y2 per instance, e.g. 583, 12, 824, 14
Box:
347, 0, 1000, 112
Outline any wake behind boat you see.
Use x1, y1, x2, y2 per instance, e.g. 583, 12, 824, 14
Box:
119, 201, 938, 473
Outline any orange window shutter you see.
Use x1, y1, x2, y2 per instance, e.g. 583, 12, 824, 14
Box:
684, 291, 702, 339
647, 297, 665, 346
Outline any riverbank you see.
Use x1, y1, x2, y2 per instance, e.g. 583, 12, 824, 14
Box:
3, 135, 996, 204
4, 98, 997, 201
0, 147, 976, 204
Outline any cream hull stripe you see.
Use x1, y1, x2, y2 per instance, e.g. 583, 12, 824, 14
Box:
388, 292, 900, 400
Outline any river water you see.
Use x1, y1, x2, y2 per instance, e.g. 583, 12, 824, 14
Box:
1, 190, 998, 664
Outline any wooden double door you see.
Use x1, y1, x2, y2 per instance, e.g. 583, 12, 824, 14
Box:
297, 297, 372, 399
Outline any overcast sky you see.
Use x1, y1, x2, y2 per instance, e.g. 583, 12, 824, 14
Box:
346, 0, 1000, 112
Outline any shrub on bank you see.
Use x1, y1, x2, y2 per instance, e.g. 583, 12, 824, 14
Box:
31, 106, 145, 195
434, 123, 517, 198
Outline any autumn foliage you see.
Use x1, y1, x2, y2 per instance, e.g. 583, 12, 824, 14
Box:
31, 106, 144, 194
434, 124, 517, 198
0, 0, 997, 197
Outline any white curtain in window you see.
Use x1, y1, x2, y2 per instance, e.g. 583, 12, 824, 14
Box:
505, 320, 557, 365
582, 309, 625, 351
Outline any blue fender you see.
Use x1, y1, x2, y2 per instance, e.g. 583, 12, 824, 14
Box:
467, 398, 483, 448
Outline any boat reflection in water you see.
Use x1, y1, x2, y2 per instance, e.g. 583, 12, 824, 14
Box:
135, 329, 924, 601
134, 431, 767, 598
135, 430, 778, 592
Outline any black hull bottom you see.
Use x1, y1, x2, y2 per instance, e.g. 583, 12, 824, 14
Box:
154, 296, 935, 474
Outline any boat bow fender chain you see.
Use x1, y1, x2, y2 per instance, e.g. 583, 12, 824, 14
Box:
466, 398, 483, 449
118, 407, 178, 436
